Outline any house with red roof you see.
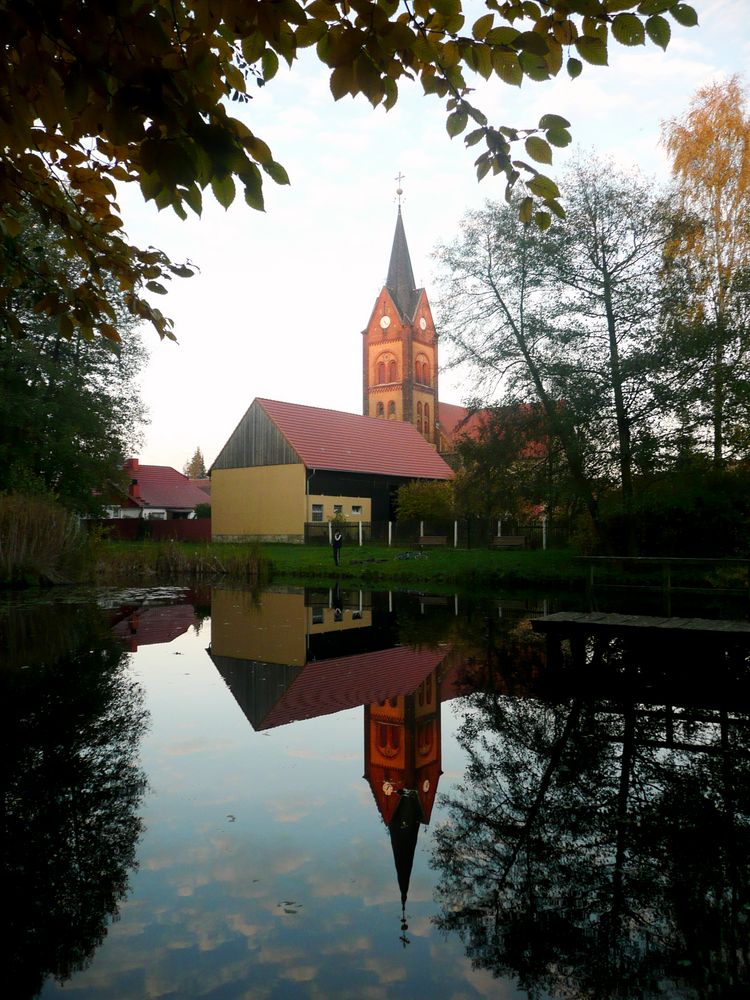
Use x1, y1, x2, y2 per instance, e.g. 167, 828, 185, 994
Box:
106, 458, 210, 519
210, 397, 454, 542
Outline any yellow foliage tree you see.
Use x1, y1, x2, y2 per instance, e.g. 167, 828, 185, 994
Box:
1, 1, 698, 344
662, 75, 750, 466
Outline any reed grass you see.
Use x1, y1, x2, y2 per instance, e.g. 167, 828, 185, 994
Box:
0, 494, 86, 585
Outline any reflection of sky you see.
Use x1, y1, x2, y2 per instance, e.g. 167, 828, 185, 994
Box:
40, 614, 524, 999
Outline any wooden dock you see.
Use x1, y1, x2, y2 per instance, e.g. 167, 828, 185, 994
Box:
531, 611, 750, 637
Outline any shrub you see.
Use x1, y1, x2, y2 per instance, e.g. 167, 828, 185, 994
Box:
0, 494, 86, 585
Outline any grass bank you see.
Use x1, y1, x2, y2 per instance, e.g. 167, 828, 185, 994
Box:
261, 542, 585, 589
90, 540, 585, 590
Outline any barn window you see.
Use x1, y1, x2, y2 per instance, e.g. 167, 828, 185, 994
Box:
311, 504, 323, 522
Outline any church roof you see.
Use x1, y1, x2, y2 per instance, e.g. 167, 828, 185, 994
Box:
257, 398, 454, 480
438, 401, 490, 442
385, 207, 421, 320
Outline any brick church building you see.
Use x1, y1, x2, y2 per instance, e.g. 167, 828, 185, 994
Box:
362, 206, 479, 454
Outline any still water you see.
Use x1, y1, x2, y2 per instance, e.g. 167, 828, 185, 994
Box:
4, 584, 750, 999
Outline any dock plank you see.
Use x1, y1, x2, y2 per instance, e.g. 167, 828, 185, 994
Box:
531, 612, 750, 636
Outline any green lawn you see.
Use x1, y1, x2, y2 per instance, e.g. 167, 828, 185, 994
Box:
260, 541, 583, 588
92, 539, 585, 590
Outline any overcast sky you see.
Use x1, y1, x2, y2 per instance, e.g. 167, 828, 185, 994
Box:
119, 1, 750, 472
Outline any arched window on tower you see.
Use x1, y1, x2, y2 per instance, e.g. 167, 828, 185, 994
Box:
416, 401, 422, 433
424, 403, 430, 440
377, 361, 385, 384
423, 360, 430, 385
417, 720, 435, 757
376, 723, 400, 758
376, 402, 384, 418
388, 401, 396, 419
388, 360, 397, 382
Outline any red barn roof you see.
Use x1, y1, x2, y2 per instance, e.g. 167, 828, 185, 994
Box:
257, 398, 454, 480
123, 459, 209, 511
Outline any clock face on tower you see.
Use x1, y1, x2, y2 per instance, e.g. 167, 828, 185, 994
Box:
380, 316, 391, 329
419, 317, 427, 330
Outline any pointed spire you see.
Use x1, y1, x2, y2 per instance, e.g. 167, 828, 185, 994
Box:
386, 207, 418, 320
388, 789, 423, 909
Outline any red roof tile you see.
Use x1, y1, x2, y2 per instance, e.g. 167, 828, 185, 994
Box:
257, 398, 454, 480
124, 460, 209, 510
260, 645, 448, 730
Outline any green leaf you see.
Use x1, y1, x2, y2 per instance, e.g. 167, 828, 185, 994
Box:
486, 26, 520, 45
146, 280, 168, 294
566, 56, 583, 78
330, 64, 354, 100
534, 210, 552, 230
183, 184, 202, 216
492, 49, 523, 86
519, 50, 549, 81
546, 127, 572, 147
538, 113, 571, 130
575, 36, 608, 65
525, 136, 553, 164
527, 173, 560, 200
447, 109, 468, 138
261, 50, 279, 82
514, 31, 549, 56
264, 160, 290, 185
296, 20, 327, 48
476, 156, 491, 181
211, 174, 235, 209
670, 3, 698, 27
519, 196, 534, 224
241, 33, 265, 64
464, 127, 485, 147
472, 13, 494, 40
637, 0, 673, 13
645, 14, 670, 49
612, 13, 645, 45
242, 166, 265, 212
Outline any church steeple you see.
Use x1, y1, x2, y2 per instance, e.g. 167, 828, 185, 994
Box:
386, 208, 418, 320
362, 203, 440, 444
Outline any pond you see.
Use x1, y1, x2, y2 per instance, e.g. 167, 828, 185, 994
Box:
4, 583, 750, 999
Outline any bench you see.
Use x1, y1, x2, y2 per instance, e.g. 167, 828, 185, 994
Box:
491, 535, 526, 549
419, 535, 448, 547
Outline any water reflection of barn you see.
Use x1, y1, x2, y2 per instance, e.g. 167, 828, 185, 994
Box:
207, 586, 467, 915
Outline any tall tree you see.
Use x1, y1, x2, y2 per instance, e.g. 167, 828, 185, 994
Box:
435, 198, 603, 534
544, 157, 671, 543
0, 1, 698, 344
183, 447, 207, 479
452, 403, 559, 520
661, 75, 750, 467
0, 212, 148, 513
436, 162, 672, 550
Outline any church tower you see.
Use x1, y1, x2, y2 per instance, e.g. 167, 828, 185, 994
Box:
362, 207, 440, 446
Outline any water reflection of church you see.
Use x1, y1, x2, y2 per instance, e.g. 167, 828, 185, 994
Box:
207, 585, 465, 919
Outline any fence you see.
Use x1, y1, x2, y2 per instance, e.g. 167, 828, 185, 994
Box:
304, 518, 569, 549
85, 518, 212, 542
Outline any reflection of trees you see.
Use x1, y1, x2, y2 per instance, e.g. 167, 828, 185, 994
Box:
432, 672, 750, 998
2, 602, 148, 998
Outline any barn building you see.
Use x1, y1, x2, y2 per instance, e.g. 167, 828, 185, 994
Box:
211, 397, 453, 542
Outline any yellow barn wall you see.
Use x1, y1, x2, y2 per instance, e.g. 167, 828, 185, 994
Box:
307, 495, 372, 522
212, 464, 306, 541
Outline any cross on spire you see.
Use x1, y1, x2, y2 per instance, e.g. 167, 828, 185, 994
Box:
395, 171, 405, 207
